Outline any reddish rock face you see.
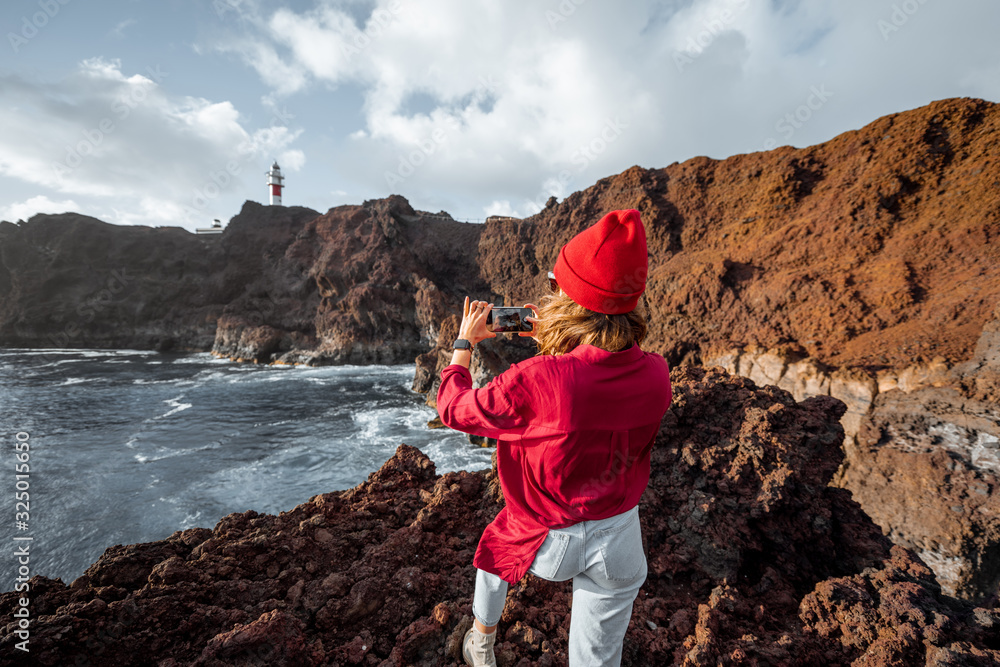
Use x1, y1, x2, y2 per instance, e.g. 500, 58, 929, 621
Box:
4, 99, 995, 370
477, 98, 1000, 373
0, 213, 233, 351
209, 196, 491, 365
275, 196, 487, 365
2, 368, 996, 665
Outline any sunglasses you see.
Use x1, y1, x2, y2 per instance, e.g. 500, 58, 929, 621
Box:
547, 271, 558, 293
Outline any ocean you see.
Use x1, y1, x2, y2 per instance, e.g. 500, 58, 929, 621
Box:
0, 348, 491, 588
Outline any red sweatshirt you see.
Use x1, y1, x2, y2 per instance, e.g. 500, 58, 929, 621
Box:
437, 343, 672, 583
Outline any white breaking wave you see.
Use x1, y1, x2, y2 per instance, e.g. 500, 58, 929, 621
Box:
167, 353, 227, 365
146, 396, 193, 421
134, 441, 220, 464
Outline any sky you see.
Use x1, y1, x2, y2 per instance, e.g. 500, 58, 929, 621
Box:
1, 0, 998, 231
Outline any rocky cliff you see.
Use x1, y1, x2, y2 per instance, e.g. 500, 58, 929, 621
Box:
3, 368, 997, 666
475, 98, 999, 372
212, 196, 488, 365
0, 197, 485, 365
0, 204, 319, 353
0, 212, 228, 352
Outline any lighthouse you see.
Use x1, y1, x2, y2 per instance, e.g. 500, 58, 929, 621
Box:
266, 161, 284, 205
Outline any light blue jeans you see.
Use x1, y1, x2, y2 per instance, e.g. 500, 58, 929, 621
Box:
472, 505, 646, 666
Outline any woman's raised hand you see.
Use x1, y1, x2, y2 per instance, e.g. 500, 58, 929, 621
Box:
459, 297, 497, 346
518, 303, 540, 339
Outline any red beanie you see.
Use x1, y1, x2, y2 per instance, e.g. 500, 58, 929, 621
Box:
553, 209, 648, 315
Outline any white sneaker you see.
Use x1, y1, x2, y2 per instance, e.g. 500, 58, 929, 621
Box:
462, 627, 497, 667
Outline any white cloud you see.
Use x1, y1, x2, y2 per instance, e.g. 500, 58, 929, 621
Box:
1, 195, 81, 222
218, 39, 310, 97
111, 18, 137, 39
6, 1, 998, 228
217, 0, 999, 219
0, 58, 302, 229
268, 5, 360, 84
279, 149, 306, 171
483, 200, 520, 219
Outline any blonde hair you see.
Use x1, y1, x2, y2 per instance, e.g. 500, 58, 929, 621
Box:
534, 291, 647, 356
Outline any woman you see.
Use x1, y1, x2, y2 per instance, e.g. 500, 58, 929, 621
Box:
437, 209, 672, 666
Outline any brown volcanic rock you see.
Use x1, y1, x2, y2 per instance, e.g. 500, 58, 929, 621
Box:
798, 544, 1000, 665
0, 214, 227, 351
279, 196, 486, 365
478, 98, 1000, 371
845, 305, 1000, 603
0, 196, 485, 365
210, 196, 490, 365
3, 368, 997, 666
204, 201, 325, 362
839, 319, 1000, 601
0, 203, 320, 353
1, 99, 994, 368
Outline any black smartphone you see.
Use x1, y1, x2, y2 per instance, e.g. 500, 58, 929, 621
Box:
486, 307, 534, 333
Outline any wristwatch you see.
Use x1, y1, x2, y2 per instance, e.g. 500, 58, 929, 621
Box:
453, 339, 474, 350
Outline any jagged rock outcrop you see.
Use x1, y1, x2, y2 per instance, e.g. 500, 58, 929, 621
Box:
242, 196, 487, 365
837, 305, 1000, 601
2, 369, 997, 666
202, 201, 325, 362
698, 307, 1000, 601
3, 99, 995, 369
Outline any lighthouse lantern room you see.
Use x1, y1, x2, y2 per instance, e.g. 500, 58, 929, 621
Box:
266, 161, 284, 205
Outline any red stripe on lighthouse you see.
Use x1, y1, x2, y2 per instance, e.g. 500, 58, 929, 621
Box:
272, 185, 282, 195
